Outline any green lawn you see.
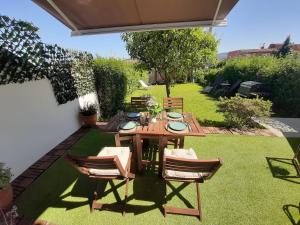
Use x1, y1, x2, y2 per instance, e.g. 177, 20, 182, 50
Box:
15, 83, 300, 225
16, 131, 300, 225
127, 83, 224, 125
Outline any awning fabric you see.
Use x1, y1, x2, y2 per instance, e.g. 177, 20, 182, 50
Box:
32, 0, 238, 36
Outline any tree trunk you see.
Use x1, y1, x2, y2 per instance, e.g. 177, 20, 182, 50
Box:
165, 74, 171, 97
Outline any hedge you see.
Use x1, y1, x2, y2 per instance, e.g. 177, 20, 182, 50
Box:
0, 15, 95, 104
206, 55, 300, 116
93, 57, 148, 118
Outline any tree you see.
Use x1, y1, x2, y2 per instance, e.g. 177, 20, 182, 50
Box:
122, 28, 218, 97
276, 35, 292, 58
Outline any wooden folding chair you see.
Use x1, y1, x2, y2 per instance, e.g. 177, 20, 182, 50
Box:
163, 97, 184, 148
162, 148, 222, 220
163, 97, 183, 113
64, 147, 134, 216
292, 144, 300, 175
130, 96, 150, 111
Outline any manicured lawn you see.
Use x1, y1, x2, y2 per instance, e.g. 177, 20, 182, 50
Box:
16, 130, 300, 225
127, 83, 224, 125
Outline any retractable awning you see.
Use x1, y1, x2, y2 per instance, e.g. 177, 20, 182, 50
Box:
32, 0, 238, 36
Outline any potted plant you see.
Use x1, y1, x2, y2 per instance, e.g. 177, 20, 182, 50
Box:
146, 97, 162, 123
0, 163, 13, 209
80, 103, 98, 127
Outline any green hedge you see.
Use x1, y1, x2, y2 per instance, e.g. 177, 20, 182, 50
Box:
93, 58, 148, 118
208, 55, 300, 116
0, 15, 95, 104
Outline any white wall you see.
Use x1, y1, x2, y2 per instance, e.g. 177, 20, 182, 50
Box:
0, 79, 86, 179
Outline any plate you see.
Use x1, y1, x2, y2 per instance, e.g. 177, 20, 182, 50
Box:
168, 122, 187, 131
127, 112, 141, 118
167, 112, 183, 119
119, 121, 137, 130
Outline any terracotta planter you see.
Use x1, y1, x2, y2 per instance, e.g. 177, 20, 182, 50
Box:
80, 113, 97, 127
0, 184, 13, 209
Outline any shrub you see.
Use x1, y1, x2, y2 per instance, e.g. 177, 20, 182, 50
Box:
93, 58, 148, 118
0, 163, 12, 189
217, 95, 272, 129
213, 54, 300, 116
80, 103, 97, 116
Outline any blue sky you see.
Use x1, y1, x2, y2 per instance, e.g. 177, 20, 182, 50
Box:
1, 1, 300, 58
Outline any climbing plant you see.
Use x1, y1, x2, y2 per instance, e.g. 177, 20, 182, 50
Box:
0, 15, 95, 104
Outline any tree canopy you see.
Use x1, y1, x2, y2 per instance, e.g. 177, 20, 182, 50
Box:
122, 28, 218, 96
275, 35, 292, 58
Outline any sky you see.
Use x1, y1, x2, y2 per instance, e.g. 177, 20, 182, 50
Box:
1, 0, 300, 58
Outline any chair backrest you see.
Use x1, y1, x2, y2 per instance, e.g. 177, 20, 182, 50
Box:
164, 156, 222, 180
163, 97, 183, 112
131, 96, 150, 111
64, 154, 126, 177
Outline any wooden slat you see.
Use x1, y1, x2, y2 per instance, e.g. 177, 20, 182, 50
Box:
164, 206, 200, 216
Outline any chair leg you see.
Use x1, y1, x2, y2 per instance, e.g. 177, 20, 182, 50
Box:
91, 182, 99, 213
196, 183, 202, 221
123, 178, 129, 216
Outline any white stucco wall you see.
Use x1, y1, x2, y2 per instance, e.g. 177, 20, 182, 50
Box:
0, 79, 86, 179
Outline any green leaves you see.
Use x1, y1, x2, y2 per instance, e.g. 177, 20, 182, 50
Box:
0, 14, 95, 105
122, 28, 218, 96
218, 95, 272, 129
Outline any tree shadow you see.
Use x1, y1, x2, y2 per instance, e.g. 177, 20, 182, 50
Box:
283, 203, 300, 225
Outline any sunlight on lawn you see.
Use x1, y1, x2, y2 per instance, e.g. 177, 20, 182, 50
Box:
127, 83, 224, 125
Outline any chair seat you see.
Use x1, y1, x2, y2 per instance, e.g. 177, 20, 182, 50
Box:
164, 148, 203, 179
89, 147, 130, 176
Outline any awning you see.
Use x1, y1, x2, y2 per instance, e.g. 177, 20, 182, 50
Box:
32, 0, 239, 36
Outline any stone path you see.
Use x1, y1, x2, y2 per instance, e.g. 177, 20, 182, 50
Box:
254, 117, 300, 137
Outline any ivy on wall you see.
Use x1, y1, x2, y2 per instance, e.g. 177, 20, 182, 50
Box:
0, 15, 95, 105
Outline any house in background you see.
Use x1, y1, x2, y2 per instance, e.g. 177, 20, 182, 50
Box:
226, 43, 300, 59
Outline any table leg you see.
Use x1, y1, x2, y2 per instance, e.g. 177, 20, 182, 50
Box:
179, 136, 185, 148
159, 136, 167, 175
135, 134, 143, 173
114, 133, 121, 147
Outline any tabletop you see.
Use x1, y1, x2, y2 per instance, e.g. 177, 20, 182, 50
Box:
104, 111, 205, 137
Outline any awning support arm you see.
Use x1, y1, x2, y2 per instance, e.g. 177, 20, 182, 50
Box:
209, 0, 223, 33
46, 0, 80, 34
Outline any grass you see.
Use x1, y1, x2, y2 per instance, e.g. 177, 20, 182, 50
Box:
127, 83, 224, 126
16, 130, 300, 225
15, 83, 300, 224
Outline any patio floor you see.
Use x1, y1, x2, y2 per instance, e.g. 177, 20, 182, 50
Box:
13, 129, 300, 225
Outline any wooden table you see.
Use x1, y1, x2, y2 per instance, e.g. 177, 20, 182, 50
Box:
104, 112, 205, 174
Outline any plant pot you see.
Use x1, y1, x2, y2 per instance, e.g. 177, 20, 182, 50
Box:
80, 113, 97, 127
0, 184, 13, 209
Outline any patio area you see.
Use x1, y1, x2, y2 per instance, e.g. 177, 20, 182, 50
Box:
11, 84, 300, 225
1, 1, 300, 224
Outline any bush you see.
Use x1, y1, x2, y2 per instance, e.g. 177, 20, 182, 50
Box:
93, 58, 148, 118
217, 95, 272, 129
0, 163, 12, 189
80, 103, 97, 116
213, 54, 300, 116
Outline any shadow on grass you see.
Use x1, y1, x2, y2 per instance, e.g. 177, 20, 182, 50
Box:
266, 157, 300, 184
283, 203, 300, 225
16, 130, 196, 220
197, 119, 226, 128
